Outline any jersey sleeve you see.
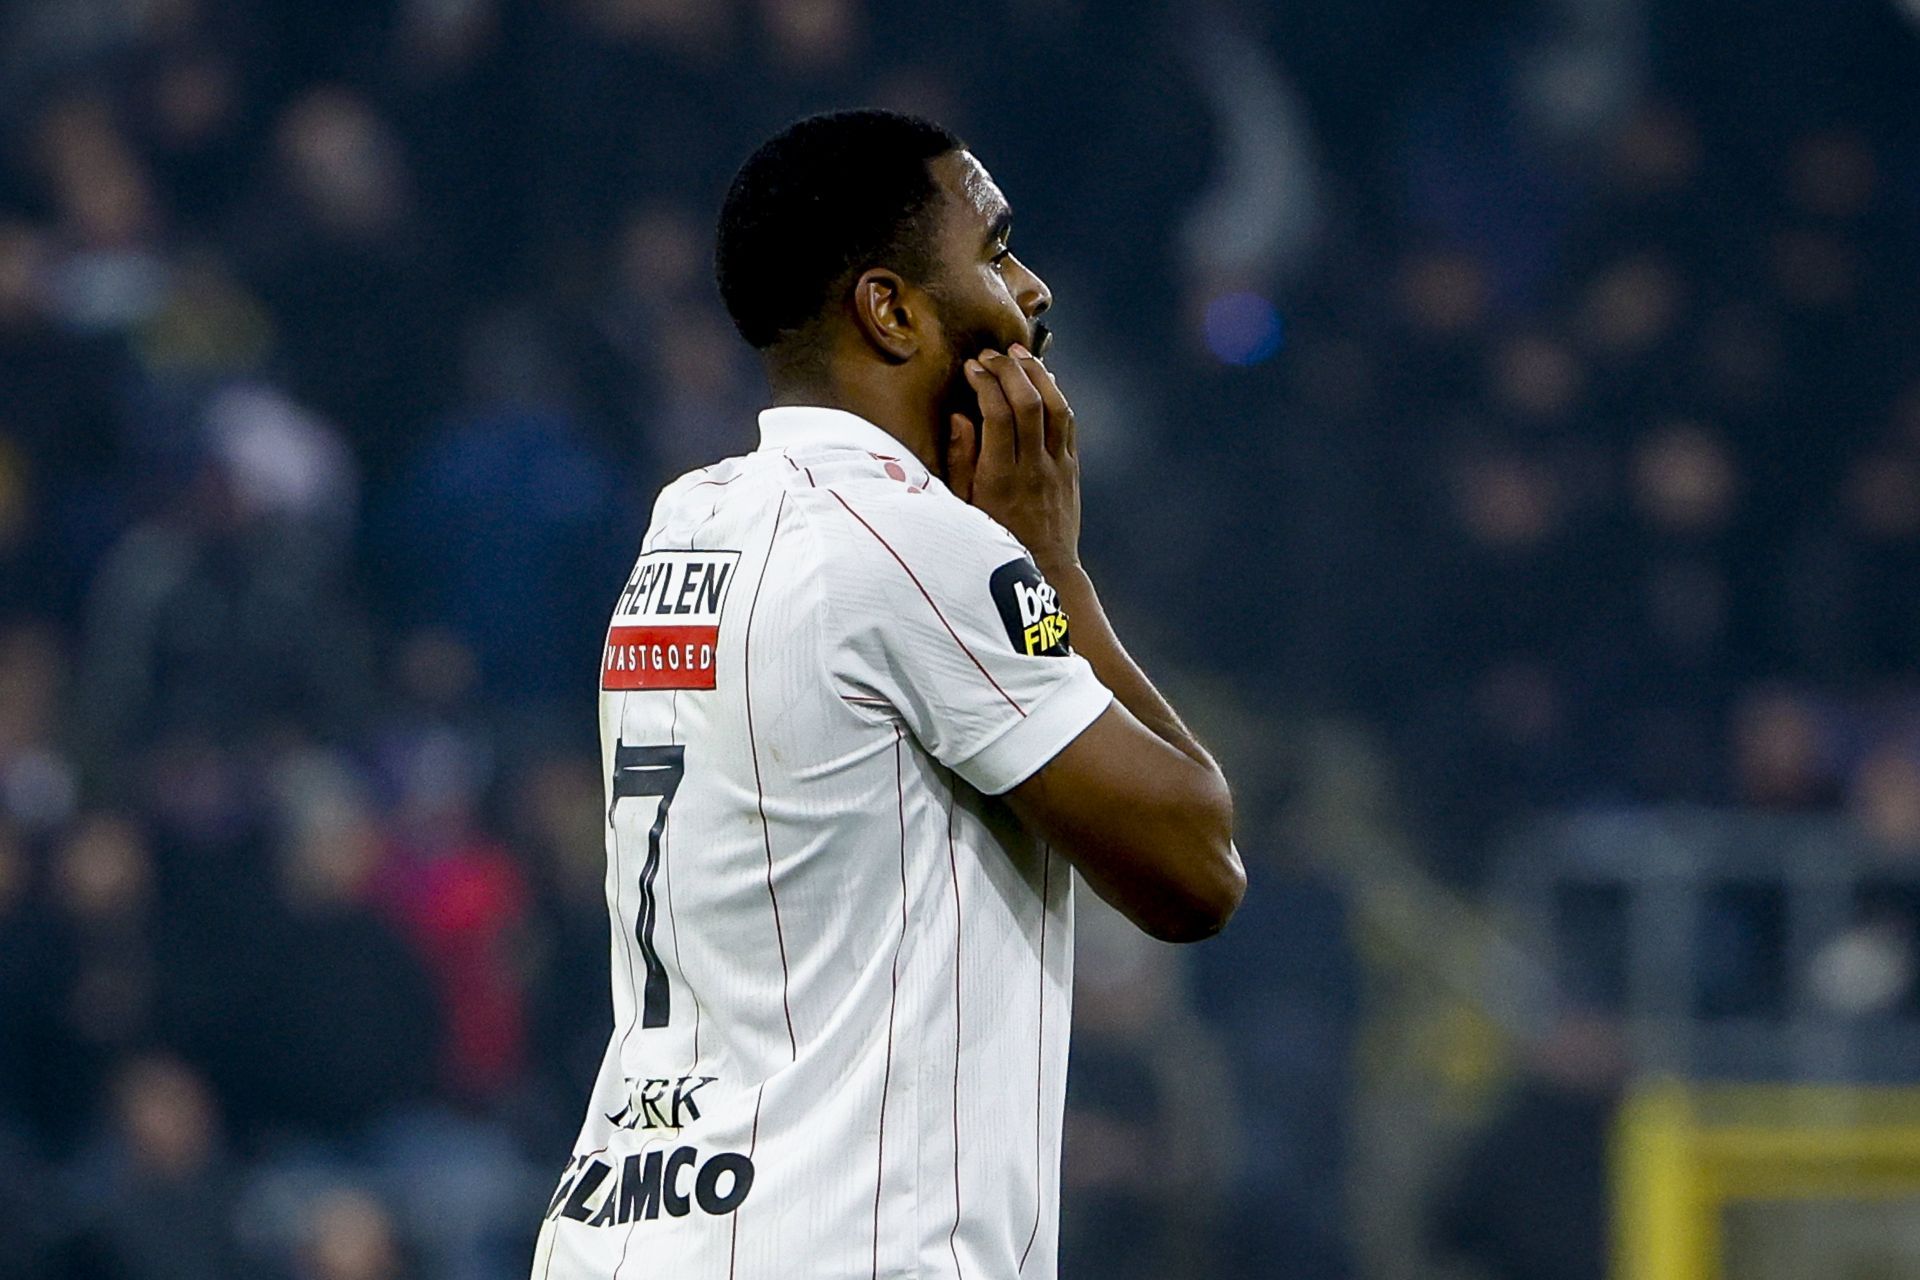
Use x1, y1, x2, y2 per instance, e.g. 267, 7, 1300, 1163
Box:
807, 480, 1114, 795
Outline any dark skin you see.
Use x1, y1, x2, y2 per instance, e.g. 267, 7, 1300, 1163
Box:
766, 150, 1243, 942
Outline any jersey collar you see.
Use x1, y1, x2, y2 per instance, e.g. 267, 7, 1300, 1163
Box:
756, 406, 911, 457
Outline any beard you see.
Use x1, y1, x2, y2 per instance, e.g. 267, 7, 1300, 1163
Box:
931, 307, 1001, 484
929, 301, 1052, 484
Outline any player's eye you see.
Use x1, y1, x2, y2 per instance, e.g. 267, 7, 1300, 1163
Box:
991, 246, 1012, 268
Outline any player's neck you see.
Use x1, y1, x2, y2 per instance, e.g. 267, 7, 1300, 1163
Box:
765, 373, 940, 474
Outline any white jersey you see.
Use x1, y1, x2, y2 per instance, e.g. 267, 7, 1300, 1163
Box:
532, 406, 1113, 1280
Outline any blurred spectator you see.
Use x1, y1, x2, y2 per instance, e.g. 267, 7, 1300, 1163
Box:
374, 309, 635, 700
296, 1189, 414, 1280
1, 816, 163, 1153
511, 753, 617, 1135
0, 621, 79, 833
1783, 439, 1920, 683
1060, 896, 1240, 1280
0, 819, 40, 1110
33, 93, 171, 333
0, 219, 131, 617
239, 88, 454, 478
1191, 864, 1359, 1280
1489, 330, 1584, 426
70, 383, 371, 775
0, 822, 69, 1277
1575, 253, 1685, 361
133, 252, 275, 382
78, 1055, 249, 1280
752, 0, 863, 120
1600, 420, 1748, 798
1729, 687, 1841, 810
133, 39, 253, 229
1855, 744, 1920, 863
371, 722, 531, 1102
1818, 747, 1920, 1021
253, 752, 440, 1137
1429, 1013, 1625, 1280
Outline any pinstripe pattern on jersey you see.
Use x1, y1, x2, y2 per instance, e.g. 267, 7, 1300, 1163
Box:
743, 493, 798, 1062
826, 490, 1026, 717
945, 769, 967, 1280
1018, 844, 1054, 1274
871, 726, 908, 1279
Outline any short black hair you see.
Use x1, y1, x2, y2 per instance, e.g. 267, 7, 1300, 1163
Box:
716, 109, 964, 351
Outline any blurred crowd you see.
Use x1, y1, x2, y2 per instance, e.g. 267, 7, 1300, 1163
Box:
0, 0, 1917, 1278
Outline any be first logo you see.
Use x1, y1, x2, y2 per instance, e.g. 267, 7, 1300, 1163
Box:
990, 557, 1072, 658
603, 550, 741, 690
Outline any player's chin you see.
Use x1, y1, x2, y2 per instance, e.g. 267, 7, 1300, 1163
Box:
990, 320, 1049, 359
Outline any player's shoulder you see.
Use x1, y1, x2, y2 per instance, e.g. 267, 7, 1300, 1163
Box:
784, 445, 1024, 569
652, 453, 758, 510
639, 451, 778, 545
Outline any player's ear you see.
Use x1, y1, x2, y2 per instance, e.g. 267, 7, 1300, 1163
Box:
851, 268, 920, 363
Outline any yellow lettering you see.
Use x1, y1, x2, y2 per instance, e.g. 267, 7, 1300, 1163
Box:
1022, 614, 1070, 654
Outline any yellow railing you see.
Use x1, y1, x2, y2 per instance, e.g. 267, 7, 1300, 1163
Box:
1614, 1082, 1920, 1280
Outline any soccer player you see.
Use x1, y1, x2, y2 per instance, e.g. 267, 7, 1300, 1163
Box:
532, 109, 1243, 1280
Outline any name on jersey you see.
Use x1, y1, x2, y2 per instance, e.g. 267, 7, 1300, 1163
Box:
544, 1145, 755, 1228
606, 1074, 715, 1132
990, 556, 1072, 657
604, 550, 742, 691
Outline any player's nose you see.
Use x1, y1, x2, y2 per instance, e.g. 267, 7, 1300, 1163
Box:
1015, 260, 1052, 319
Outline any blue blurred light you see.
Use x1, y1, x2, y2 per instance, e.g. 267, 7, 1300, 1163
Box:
1202, 291, 1285, 366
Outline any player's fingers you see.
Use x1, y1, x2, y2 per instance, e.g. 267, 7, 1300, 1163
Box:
964, 357, 1015, 473
982, 349, 1045, 462
1015, 347, 1074, 457
946, 413, 978, 501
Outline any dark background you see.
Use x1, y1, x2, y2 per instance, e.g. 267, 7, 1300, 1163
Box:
2, 1, 1919, 1277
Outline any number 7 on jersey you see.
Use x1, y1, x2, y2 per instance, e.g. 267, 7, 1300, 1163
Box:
609, 742, 684, 1028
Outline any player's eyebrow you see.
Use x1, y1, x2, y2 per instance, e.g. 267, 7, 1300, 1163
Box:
983, 208, 1012, 250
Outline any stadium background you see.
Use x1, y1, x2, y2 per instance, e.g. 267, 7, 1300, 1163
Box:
3, 0, 1920, 1277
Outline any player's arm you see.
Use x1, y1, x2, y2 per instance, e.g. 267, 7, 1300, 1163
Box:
947, 347, 1244, 942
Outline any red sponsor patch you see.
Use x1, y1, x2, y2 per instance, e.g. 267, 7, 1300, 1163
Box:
603, 626, 720, 690
604, 549, 739, 692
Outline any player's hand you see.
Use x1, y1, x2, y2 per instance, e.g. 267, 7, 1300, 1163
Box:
946, 343, 1081, 575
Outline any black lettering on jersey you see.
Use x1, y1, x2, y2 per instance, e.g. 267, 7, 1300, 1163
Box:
646, 562, 675, 614
606, 1074, 716, 1131
545, 1158, 585, 1218
671, 1075, 716, 1125
990, 556, 1072, 657
559, 1159, 614, 1221
619, 1152, 662, 1223
695, 1152, 755, 1214
612, 551, 741, 621
550, 1146, 757, 1228
702, 563, 733, 613
663, 1147, 697, 1217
